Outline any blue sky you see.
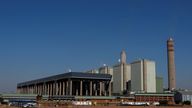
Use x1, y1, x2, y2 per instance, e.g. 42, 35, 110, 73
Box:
0, 0, 192, 92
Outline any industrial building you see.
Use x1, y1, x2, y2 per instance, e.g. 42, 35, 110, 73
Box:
17, 72, 112, 97
16, 38, 178, 105
156, 76, 163, 93
113, 50, 131, 95
131, 59, 156, 93
175, 90, 192, 105
135, 93, 174, 104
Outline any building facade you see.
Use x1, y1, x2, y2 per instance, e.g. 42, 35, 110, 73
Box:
131, 59, 156, 93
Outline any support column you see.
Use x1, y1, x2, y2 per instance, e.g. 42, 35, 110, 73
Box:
36, 85, 38, 94
41, 84, 43, 95
76, 89, 78, 96
33, 85, 35, 94
52, 82, 54, 95
56, 81, 58, 95
26, 86, 28, 94
69, 79, 73, 96
59, 82, 61, 95
47, 83, 50, 95
50, 83, 53, 96
37, 85, 39, 95
55, 81, 57, 95
42, 84, 44, 95
99, 82, 102, 96
31, 86, 32, 94
29, 86, 31, 94
109, 82, 112, 96
66, 81, 68, 95
27, 86, 29, 94
38, 85, 40, 95
80, 80, 83, 96
45, 83, 47, 95
63, 81, 65, 95
39, 85, 41, 95
52, 83, 54, 95
40, 84, 42, 95
35, 85, 37, 94
34, 85, 36, 94
43, 82, 46, 95
95, 83, 97, 96
90, 81, 92, 96
49, 83, 51, 95
54, 81, 56, 95
56, 82, 59, 95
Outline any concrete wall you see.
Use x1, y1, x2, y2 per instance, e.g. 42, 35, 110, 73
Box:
131, 60, 156, 93
113, 64, 131, 94
145, 60, 156, 92
123, 64, 131, 91
113, 64, 123, 94
156, 76, 163, 93
131, 61, 143, 92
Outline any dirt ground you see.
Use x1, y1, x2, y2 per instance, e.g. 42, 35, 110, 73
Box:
1, 105, 192, 108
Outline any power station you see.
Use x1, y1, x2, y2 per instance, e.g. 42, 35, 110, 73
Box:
15, 38, 177, 104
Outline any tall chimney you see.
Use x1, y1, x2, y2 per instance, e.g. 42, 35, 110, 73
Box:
167, 38, 176, 90
121, 50, 126, 64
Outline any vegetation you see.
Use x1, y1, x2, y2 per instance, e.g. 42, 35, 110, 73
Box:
183, 101, 191, 105
0, 97, 3, 104
175, 100, 182, 104
159, 100, 168, 106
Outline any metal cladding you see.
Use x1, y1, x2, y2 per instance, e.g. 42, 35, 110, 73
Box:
167, 38, 176, 90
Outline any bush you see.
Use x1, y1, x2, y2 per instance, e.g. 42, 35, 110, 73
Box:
175, 100, 182, 104
0, 98, 3, 104
159, 100, 168, 106
183, 101, 191, 105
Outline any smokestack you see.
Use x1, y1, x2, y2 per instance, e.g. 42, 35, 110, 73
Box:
120, 50, 127, 64
167, 38, 176, 90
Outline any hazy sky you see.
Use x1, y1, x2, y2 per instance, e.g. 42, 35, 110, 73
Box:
0, 0, 192, 92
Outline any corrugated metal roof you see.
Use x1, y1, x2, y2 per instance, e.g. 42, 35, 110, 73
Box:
0, 93, 49, 100
135, 93, 174, 96
75, 96, 116, 99
178, 91, 192, 95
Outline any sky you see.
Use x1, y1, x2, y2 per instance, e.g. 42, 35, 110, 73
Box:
0, 0, 192, 92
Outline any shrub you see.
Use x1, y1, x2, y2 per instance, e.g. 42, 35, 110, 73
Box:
159, 100, 168, 106
0, 98, 3, 103
183, 101, 191, 105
